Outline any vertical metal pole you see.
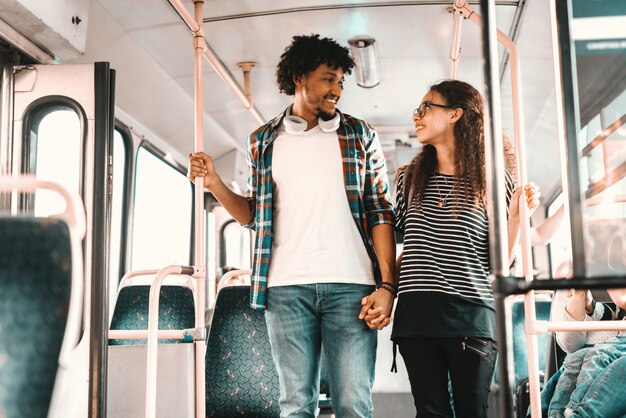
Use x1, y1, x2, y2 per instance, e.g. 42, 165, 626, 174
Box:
89, 61, 113, 418
0, 65, 14, 211
479, 0, 514, 416
552, 0, 586, 276
449, 0, 465, 79
192, 2, 207, 418
503, 17, 543, 418
510, 42, 542, 418
459, 3, 542, 412
480, 3, 508, 275
145, 265, 185, 418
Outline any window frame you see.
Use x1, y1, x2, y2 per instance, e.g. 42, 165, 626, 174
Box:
20, 96, 88, 212
130, 140, 194, 269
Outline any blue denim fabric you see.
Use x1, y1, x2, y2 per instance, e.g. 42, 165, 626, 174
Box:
264, 284, 377, 418
535, 368, 562, 417
565, 353, 626, 417
566, 352, 626, 418
548, 347, 596, 417
544, 337, 626, 418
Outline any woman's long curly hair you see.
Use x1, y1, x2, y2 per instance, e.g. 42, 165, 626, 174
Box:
276, 34, 355, 95
502, 130, 518, 184
401, 80, 486, 212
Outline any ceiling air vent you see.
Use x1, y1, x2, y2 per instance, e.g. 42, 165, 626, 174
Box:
0, 0, 91, 62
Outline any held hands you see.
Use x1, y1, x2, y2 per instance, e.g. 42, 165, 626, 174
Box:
359, 288, 394, 330
509, 182, 541, 219
187, 152, 221, 191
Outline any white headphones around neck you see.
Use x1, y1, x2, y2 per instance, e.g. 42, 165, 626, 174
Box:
283, 107, 340, 134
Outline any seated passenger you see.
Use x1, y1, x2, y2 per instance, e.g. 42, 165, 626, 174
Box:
538, 266, 626, 418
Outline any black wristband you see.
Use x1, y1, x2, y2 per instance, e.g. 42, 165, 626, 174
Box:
380, 281, 398, 291
379, 283, 397, 298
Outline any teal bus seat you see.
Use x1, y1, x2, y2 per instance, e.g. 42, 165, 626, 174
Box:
511, 299, 552, 387
493, 298, 552, 390
205, 285, 280, 418
0, 218, 72, 418
109, 285, 195, 345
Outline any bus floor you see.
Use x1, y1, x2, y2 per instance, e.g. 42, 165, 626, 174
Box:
316, 393, 415, 417
318, 391, 501, 417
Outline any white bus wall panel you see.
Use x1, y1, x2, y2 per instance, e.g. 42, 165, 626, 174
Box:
0, 0, 90, 60
107, 344, 195, 418
214, 148, 247, 194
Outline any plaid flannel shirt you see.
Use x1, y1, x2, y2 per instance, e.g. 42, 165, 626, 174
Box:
243, 107, 394, 309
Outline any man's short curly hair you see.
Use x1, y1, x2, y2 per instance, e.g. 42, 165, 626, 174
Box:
276, 34, 355, 96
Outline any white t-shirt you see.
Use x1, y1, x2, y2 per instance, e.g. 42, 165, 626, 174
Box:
267, 125, 374, 287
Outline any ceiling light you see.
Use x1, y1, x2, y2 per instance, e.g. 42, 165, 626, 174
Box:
348, 36, 380, 88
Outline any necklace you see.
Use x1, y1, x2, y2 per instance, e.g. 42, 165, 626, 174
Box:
434, 173, 453, 207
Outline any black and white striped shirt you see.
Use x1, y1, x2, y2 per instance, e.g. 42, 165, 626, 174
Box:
391, 168, 515, 340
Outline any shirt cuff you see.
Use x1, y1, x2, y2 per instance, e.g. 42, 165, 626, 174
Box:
368, 212, 394, 227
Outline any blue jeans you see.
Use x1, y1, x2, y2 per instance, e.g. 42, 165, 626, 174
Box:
544, 338, 626, 418
566, 352, 626, 417
264, 283, 377, 418
547, 347, 596, 417
539, 368, 562, 417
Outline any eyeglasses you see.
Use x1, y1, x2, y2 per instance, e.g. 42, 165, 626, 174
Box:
413, 102, 457, 118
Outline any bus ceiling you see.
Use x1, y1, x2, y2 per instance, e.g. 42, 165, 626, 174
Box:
0, 0, 90, 63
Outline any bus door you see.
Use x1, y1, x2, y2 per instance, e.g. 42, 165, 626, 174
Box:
0, 62, 115, 418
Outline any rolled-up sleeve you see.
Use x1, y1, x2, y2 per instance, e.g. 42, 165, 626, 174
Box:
363, 126, 394, 228
556, 302, 606, 353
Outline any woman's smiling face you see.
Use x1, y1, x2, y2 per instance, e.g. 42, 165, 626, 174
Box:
412, 90, 456, 146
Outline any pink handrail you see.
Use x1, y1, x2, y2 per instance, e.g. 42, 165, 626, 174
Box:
450, 2, 541, 416
144, 265, 195, 418
191, 3, 207, 417
168, 0, 265, 125
217, 269, 252, 294
107, 269, 196, 342
142, 1, 209, 417
0, 175, 86, 239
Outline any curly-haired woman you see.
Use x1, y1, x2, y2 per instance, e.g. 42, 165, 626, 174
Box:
388, 80, 539, 418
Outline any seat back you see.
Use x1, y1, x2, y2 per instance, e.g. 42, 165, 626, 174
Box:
0, 217, 72, 418
510, 298, 552, 386
109, 285, 195, 345
205, 285, 280, 417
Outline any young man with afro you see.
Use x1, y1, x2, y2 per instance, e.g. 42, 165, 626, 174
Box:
189, 34, 396, 417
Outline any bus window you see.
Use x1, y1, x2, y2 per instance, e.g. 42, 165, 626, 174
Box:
27, 108, 81, 216
602, 89, 626, 173
547, 193, 571, 277
130, 146, 192, 270
586, 177, 626, 220
108, 128, 128, 314
571, 0, 626, 279
581, 115, 605, 185
221, 220, 251, 270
